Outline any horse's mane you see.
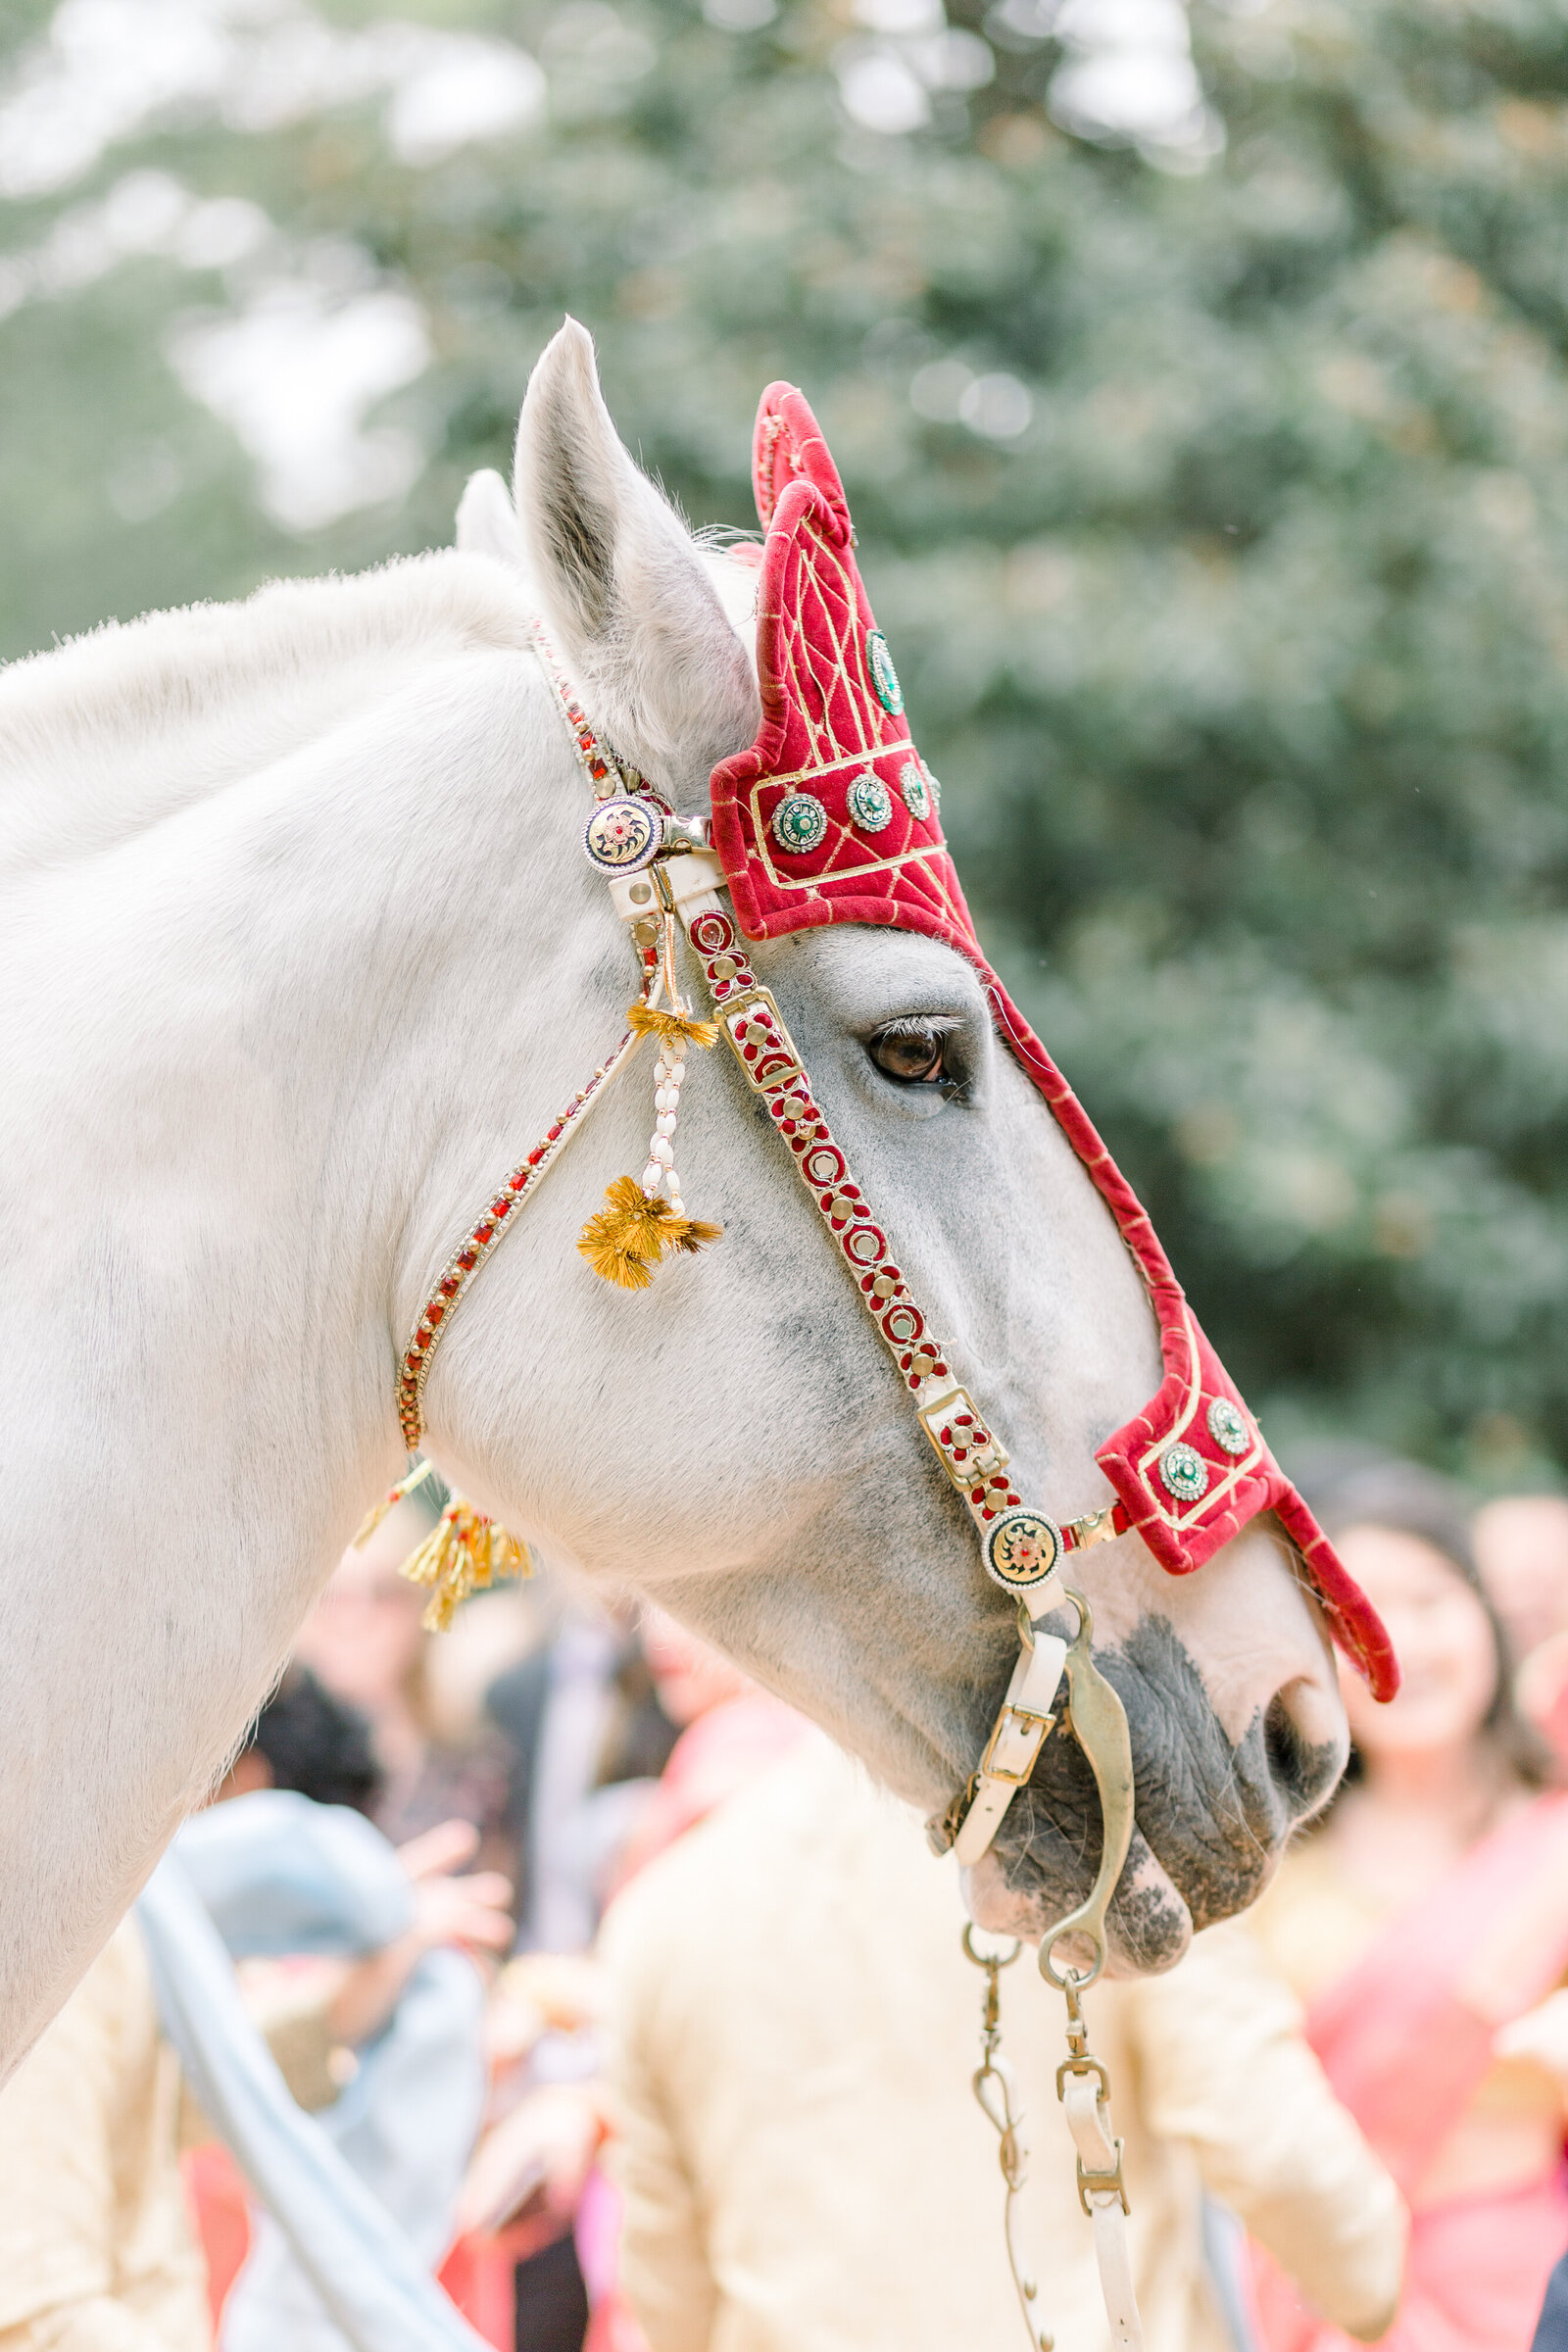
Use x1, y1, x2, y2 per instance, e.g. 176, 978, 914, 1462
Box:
0, 550, 537, 874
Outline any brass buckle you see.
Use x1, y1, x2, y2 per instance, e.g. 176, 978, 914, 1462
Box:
979, 1702, 1054, 1787
925, 1772, 979, 1857
718, 985, 808, 1096
1073, 2144, 1128, 2218
1063, 1503, 1120, 1553
917, 1385, 1010, 1492
1056, 2055, 1129, 2215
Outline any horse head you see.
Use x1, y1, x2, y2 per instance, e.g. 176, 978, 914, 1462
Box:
422, 320, 1395, 1971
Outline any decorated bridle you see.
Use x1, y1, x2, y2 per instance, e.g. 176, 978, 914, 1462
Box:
362, 384, 1397, 2349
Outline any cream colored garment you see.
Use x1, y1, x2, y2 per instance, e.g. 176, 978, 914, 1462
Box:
0, 1918, 210, 2352
603, 1737, 1405, 2352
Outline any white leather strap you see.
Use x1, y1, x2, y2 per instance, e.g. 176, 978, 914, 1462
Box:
1060, 2070, 1144, 2350
953, 1631, 1067, 1867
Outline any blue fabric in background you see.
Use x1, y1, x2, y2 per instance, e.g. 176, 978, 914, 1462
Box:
172, 1788, 414, 1956
139, 1790, 488, 2352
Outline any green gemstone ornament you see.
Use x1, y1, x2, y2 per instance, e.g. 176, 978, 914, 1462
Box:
770, 792, 829, 855
1206, 1397, 1250, 1457
865, 630, 904, 716
848, 771, 894, 833
1158, 1442, 1209, 1503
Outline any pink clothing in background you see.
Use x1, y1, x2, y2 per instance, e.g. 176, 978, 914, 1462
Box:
1252, 1793, 1568, 2351
611, 1690, 809, 1892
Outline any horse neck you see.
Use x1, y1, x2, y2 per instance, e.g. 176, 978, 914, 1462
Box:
1, 569, 596, 1682
0, 553, 541, 877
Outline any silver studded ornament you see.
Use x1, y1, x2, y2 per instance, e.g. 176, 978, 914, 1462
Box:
984, 1506, 1063, 1592
1158, 1442, 1209, 1503
900, 759, 930, 821
1206, 1397, 1250, 1457
848, 771, 894, 833
771, 792, 829, 855
583, 797, 662, 874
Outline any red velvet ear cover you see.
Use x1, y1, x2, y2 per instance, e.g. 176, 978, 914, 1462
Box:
710, 382, 1397, 1699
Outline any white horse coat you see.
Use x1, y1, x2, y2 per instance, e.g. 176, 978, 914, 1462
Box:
0, 324, 1348, 2072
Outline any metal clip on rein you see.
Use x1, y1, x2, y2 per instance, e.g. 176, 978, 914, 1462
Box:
966, 1589, 1146, 2352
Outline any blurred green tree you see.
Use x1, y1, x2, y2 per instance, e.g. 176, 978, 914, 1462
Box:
2, 0, 1566, 1478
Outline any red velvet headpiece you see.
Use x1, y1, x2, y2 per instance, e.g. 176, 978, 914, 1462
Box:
710, 383, 1396, 1698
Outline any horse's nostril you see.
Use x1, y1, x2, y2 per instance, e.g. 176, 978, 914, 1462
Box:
1265, 1681, 1348, 1819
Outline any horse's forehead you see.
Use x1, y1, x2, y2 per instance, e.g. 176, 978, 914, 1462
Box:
766, 924, 987, 1020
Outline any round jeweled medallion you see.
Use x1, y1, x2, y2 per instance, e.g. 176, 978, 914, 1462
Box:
900, 759, 930, 821
583, 797, 662, 874
1206, 1397, 1250, 1457
865, 630, 904, 715
984, 1506, 1063, 1592
848, 771, 894, 833
1159, 1442, 1209, 1503
770, 792, 829, 855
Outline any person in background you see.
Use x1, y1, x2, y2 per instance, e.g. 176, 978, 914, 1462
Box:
1475, 1493, 1568, 1766
216, 1662, 380, 1814
1475, 1494, 1568, 1665
297, 1493, 515, 1878
188, 1665, 514, 2345
1248, 1456, 1568, 2352
608, 1607, 806, 1888
461, 1615, 803, 2352
598, 1729, 1405, 2352
0, 1663, 514, 2352
474, 1598, 679, 2352
0, 1913, 211, 2352
486, 1603, 678, 1958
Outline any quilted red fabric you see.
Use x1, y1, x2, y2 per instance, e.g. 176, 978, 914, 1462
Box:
710, 382, 1397, 1700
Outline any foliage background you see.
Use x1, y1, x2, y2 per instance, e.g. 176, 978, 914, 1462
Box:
4, 0, 1566, 1483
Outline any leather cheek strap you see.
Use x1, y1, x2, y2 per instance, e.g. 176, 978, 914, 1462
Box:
953, 1630, 1068, 1868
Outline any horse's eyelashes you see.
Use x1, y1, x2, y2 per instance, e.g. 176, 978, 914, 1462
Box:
869, 1022, 950, 1085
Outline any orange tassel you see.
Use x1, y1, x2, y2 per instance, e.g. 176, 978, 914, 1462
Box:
577, 1175, 723, 1287
352, 1457, 441, 1547
401, 1498, 531, 1632
626, 1002, 720, 1053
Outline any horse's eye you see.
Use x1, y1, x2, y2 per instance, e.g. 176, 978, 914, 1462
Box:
870, 1023, 949, 1084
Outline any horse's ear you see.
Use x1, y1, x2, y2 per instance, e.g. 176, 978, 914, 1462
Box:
514, 318, 760, 795
455, 468, 528, 569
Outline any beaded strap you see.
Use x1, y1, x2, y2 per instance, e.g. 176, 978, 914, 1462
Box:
681, 900, 1128, 1575
396, 1024, 644, 1446
527, 620, 663, 808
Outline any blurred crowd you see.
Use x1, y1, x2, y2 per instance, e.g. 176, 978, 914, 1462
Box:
3, 1462, 1568, 2352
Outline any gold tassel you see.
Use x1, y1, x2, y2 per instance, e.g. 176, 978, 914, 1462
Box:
577, 1174, 723, 1287
401, 1497, 531, 1632
664, 1214, 724, 1255
353, 1456, 441, 1547
626, 1002, 720, 1053
577, 1175, 668, 1287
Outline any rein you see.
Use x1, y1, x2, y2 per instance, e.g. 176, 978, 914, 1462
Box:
373, 621, 1149, 2349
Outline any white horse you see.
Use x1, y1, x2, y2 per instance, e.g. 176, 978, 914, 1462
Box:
0, 322, 1348, 2075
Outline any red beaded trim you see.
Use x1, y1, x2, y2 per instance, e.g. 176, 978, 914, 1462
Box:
688, 905, 1037, 1542
397, 1028, 641, 1447
528, 621, 667, 810
686, 903, 1130, 1555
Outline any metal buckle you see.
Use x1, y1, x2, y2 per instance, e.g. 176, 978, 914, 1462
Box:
925, 1772, 979, 1857
606, 846, 726, 923
979, 1701, 1054, 1787
1073, 2144, 1129, 2218
1056, 2056, 1129, 2215
917, 1385, 1010, 1492
1063, 1503, 1120, 1553
718, 985, 808, 1095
